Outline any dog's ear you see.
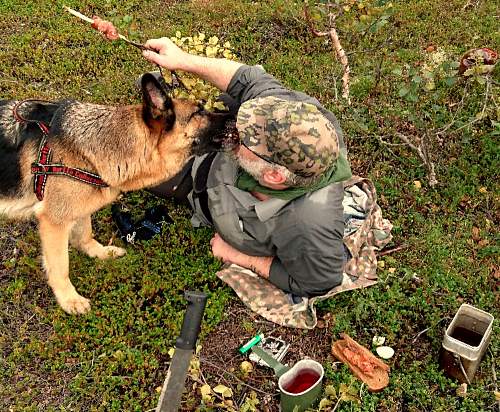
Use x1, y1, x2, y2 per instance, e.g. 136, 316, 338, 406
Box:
141, 73, 175, 130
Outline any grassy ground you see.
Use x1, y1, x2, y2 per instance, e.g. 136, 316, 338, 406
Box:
0, 0, 498, 411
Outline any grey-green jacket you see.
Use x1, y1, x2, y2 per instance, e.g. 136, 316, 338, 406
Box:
189, 65, 347, 297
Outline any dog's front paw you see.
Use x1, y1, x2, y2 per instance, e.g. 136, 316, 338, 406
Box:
98, 245, 127, 260
58, 292, 91, 314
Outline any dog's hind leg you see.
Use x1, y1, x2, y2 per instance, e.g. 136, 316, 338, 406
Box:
38, 215, 91, 314
69, 215, 126, 259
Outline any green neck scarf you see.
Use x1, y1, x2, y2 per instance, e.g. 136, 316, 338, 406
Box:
236, 151, 352, 201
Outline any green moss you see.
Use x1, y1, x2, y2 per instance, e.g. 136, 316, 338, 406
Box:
1, 0, 498, 410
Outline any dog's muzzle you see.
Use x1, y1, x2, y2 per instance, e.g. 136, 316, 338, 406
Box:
192, 115, 239, 155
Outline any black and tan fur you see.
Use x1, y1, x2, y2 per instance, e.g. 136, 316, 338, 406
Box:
0, 74, 234, 314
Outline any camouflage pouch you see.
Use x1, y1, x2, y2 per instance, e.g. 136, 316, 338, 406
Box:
216, 175, 393, 329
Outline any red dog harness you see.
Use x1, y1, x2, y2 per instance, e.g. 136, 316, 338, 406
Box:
13, 99, 108, 201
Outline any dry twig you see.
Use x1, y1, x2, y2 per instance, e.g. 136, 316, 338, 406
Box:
331, 396, 342, 412
198, 368, 228, 404
435, 81, 470, 137
445, 76, 494, 137
412, 317, 448, 343
304, 4, 351, 104
200, 357, 276, 397
395, 132, 438, 187
491, 349, 500, 412
462, 0, 481, 10
377, 244, 407, 257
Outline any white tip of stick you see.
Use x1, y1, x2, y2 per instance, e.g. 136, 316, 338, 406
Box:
63, 5, 94, 24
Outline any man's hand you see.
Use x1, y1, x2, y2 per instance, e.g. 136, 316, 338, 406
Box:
142, 37, 243, 92
143, 37, 188, 71
210, 233, 241, 263
210, 233, 273, 278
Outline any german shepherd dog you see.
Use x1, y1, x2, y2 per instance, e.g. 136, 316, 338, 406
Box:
0, 74, 235, 314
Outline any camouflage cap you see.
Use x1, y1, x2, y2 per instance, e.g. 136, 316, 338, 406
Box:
236, 96, 339, 178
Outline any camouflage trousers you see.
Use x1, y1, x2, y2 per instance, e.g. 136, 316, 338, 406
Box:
216, 176, 393, 329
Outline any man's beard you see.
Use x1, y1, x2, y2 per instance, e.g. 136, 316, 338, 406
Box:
228, 150, 268, 182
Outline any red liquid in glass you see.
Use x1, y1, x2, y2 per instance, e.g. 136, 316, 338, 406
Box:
282, 369, 320, 394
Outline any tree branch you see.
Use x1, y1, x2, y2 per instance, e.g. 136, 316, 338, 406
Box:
328, 25, 351, 104
395, 132, 438, 186
304, 3, 351, 104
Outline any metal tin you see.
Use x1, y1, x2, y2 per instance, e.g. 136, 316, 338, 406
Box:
440, 304, 494, 383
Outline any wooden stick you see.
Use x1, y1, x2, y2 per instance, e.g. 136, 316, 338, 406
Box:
63, 5, 147, 50
304, 5, 351, 104
63, 5, 93, 23
377, 244, 408, 256
328, 25, 351, 104
63, 5, 191, 91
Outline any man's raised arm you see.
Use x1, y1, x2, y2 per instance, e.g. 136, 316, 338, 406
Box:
142, 37, 243, 92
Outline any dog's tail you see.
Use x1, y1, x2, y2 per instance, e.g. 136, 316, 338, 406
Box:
0, 99, 61, 148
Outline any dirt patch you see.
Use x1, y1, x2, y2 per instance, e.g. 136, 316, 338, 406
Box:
181, 301, 335, 411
